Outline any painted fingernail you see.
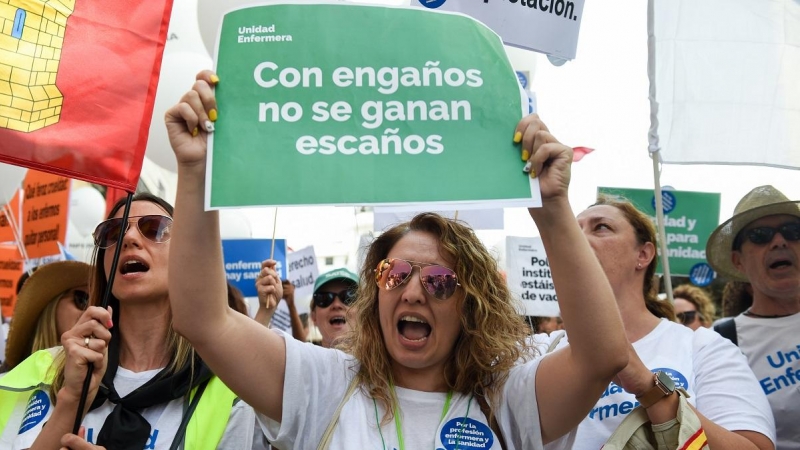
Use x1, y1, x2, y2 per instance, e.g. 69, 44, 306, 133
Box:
107, 319, 113, 328
523, 161, 532, 173
191, 127, 199, 137
210, 74, 220, 84
204, 120, 215, 133
208, 109, 218, 122
521, 149, 530, 161
513, 131, 522, 143
530, 169, 537, 179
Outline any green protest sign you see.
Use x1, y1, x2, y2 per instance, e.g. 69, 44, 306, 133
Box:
207, 3, 535, 209
598, 187, 721, 277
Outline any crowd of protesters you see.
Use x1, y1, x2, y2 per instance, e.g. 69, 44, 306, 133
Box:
0, 72, 796, 450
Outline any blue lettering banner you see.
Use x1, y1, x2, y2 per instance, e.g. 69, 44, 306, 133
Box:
222, 239, 287, 297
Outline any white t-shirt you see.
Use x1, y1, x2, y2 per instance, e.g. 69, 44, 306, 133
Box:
258, 331, 546, 450
734, 312, 800, 450
13, 367, 262, 450
546, 319, 776, 450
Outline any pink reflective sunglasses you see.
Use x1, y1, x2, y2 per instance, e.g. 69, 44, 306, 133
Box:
375, 258, 460, 300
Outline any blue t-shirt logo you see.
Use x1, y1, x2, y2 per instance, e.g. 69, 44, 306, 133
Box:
18, 390, 50, 434
439, 417, 493, 449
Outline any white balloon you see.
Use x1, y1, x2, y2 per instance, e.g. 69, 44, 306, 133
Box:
68, 186, 106, 236
0, 163, 26, 206
145, 50, 213, 172
219, 210, 253, 238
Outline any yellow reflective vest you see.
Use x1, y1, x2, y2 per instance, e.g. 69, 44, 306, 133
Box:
0, 349, 236, 449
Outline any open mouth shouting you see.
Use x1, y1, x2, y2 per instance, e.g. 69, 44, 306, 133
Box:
398, 315, 432, 345
120, 257, 150, 276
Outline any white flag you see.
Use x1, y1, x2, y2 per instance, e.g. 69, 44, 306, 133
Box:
648, 0, 800, 169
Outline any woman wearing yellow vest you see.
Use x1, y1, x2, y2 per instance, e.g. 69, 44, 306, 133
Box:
5, 193, 266, 450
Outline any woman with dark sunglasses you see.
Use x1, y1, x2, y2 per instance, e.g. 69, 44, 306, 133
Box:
1, 261, 90, 373
544, 197, 776, 449
309, 268, 358, 348
672, 284, 716, 331
164, 72, 635, 449
8, 193, 267, 450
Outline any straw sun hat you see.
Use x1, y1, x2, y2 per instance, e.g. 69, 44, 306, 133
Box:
5, 261, 92, 369
706, 186, 800, 281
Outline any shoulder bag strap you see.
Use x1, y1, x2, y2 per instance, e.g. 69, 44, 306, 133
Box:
476, 394, 507, 450
317, 376, 359, 450
713, 318, 738, 346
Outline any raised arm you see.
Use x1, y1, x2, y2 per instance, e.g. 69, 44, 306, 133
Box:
515, 115, 629, 443
166, 71, 286, 421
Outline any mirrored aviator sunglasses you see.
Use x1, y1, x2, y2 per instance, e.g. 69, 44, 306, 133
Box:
374, 258, 460, 300
92, 215, 173, 249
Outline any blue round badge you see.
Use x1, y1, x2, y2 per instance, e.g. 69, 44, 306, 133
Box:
420, 0, 447, 9
651, 367, 689, 390
689, 262, 715, 287
651, 191, 676, 214
516, 71, 528, 90
440, 417, 494, 450
18, 390, 50, 434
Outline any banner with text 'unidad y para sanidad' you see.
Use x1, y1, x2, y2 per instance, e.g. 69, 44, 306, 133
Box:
207, 3, 537, 210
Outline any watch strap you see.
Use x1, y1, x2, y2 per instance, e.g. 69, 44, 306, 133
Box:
635, 372, 672, 409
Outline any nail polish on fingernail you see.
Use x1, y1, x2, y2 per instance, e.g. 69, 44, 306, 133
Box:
191, 127, 199, 137
107, 319, 113, 328
530, 169, 537, 179
521, 149, 530, 161
523, 161, 532, 173
210, 74, 220, 84
513, 131, 522, 143
209, 109, 218, 122
205, 120, 215, 132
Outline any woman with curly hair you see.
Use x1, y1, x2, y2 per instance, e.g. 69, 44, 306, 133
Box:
672, 284, 716, 330
164, 72, 630, 449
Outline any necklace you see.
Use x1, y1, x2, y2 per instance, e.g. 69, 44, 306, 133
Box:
743, 308, 796, 319
372, 389, 472, 450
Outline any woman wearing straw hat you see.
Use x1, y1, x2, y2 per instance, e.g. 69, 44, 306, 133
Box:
545, 196, 776, 449
163, 73, 633, 449
2, 261, 91, 372
8, 193, 266, 450
706, 185, 800, 450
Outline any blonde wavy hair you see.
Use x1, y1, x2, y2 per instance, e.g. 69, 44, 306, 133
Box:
341, 213, 532, 423
672, 284, 716, 327
30, 296, 61, 354
50, 193, 195, 401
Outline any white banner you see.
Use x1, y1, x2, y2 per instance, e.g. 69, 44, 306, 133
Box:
373, 208, 504, 231
648, 0, 800, 169
286, 245, 319, 314
505, 236, 559, 317
410, 0, 585, 60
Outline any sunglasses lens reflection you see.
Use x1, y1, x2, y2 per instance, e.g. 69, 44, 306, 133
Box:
420, 266, 458, 300
73, 290, 89, 310
138, 216, 172, 243
385, 259, 413, 290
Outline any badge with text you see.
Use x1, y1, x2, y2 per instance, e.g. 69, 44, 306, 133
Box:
208, 3, 536, 209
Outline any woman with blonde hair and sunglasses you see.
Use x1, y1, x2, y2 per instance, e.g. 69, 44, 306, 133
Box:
162, 72, 632, 449
1, 261, 91, 374
8, 193, 267, 450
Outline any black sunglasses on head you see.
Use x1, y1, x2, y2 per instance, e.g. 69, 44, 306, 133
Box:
312, 289, 354, 308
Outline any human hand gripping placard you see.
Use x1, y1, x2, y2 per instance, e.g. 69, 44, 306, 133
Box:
206, 3, 539, 210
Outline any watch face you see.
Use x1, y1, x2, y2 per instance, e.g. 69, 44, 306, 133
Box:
656, 371, 676, 392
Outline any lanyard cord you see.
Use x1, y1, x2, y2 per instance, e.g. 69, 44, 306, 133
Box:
373, 390, 473, 450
